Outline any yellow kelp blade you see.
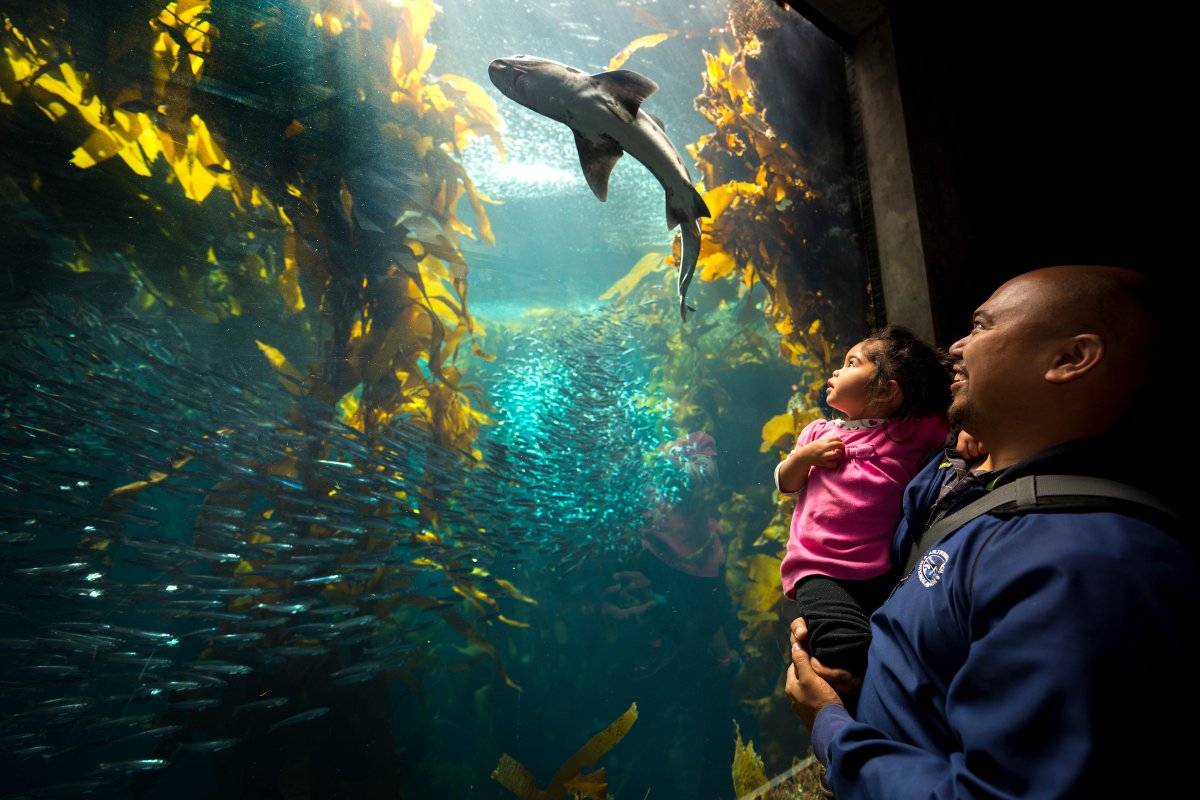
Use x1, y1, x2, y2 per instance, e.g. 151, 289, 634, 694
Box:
732, 720, 769, 797
736, 553, 784, 617
87, 442, 199, 551
255, 340, 306, 395
545, 702, 638, 795
276, 254, 305, 312
394, 0, 436, 77
440, 609, 520, 690
492, 702, 638, 800
563, 769, 607, 800
698, 246, 737, 282
492, 754, 541, 800
606, 32, 672, 71
759, 412, 796, 452
437, 73, 502, 126
471, 341, 497, 362
701, 180, 759, 220
599, 251, 667, 302
494, 578, 537, 604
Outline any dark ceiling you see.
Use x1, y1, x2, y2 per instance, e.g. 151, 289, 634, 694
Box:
779, 0, 1183, 345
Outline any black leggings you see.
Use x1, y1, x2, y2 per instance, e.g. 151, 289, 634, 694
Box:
790, 571, 898, 677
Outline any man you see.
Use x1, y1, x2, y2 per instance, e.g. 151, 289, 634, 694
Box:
785, 265, 1197, 798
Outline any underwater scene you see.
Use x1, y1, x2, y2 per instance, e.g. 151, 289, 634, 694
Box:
1, 1, 878, 797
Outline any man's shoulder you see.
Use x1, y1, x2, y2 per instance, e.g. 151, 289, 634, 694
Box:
966, 502, 1194, 573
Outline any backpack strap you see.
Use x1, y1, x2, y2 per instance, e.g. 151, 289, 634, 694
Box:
901, 474, 1182, 576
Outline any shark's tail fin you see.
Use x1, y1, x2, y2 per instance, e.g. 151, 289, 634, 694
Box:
666, 185, 711, 230
677, 219, 701, 322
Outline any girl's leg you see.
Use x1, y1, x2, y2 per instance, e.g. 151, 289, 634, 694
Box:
791, 572, 895, 678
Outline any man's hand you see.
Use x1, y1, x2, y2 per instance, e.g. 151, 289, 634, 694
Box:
785, 617, 845, 730
811, 654, 861, 699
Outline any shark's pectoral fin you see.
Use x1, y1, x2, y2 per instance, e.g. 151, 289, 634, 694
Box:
573, 130, 624, 202
591, 69, 659, 123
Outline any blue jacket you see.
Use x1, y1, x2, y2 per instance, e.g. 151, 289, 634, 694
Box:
810, 441, 1197, 798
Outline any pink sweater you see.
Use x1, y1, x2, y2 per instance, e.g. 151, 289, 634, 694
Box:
777, 415, 948, 598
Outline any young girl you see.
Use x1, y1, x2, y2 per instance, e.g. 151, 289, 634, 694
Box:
776, 325, 952, 692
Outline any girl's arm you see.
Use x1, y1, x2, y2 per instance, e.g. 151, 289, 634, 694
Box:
776, 436, 845, 494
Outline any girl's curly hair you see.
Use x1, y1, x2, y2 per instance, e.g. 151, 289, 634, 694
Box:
861, 324, 953, 422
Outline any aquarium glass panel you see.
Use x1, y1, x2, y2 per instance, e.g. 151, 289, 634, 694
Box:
1, 1, 875, 797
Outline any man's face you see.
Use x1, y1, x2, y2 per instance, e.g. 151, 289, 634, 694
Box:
947, 274, 1052, 436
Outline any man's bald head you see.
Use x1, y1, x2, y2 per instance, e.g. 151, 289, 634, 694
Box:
1013, 265, 1157, 350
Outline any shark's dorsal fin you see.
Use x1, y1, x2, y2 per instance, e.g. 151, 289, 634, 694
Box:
591, 69, 659, 123
573, 130, 624, 202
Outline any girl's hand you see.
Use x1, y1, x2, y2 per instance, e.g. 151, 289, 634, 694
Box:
955, 430, 988, 462
800, 435, 845, 468
777, 434, 844, 493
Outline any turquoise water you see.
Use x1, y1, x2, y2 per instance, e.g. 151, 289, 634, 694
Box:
0, 1, 871, 797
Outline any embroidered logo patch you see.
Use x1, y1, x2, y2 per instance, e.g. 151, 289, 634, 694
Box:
917, 549, 949, 587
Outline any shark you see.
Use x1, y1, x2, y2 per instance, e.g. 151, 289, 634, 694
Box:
488, 55, 711, 321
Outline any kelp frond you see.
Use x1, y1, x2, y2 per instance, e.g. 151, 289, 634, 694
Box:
606, 32, 673, 71
492, 702, 639, 800
732, 719, 770, 797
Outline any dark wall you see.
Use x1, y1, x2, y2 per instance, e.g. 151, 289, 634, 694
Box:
884, 4, 1184, 346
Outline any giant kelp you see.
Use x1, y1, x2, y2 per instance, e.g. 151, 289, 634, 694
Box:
2, 0, 516, 612
0, 1, 544, 796
2, 0, 498, 448
688, 34, 860, 370
686, 24, 862, 772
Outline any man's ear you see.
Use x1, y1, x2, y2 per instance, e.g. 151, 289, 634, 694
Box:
1045, 333, 1104, 383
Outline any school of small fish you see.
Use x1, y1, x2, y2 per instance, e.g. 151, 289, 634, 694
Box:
0, 295, 681, 797
478, 309, 683, 568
